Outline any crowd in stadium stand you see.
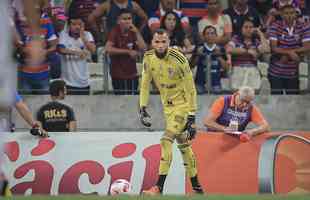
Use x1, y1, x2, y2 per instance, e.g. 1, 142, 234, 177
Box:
9, 0, 310, 95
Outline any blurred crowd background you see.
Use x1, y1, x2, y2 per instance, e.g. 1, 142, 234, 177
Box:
9, 0, 310, 95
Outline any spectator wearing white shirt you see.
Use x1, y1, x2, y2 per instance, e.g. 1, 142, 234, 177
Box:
58, 15, 96, 95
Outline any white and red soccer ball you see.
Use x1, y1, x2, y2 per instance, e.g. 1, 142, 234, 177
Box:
110, 179, 131, 195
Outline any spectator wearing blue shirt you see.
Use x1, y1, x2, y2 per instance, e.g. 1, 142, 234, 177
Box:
190, 25, 229, 94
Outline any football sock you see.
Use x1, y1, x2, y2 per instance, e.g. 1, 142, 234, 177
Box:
159, 137, 173, 175
0, 181, 4, 196
177, 143, 197, 178
156, 175, 167, 193
0, 180, 11, 197
191, 176, 204, 193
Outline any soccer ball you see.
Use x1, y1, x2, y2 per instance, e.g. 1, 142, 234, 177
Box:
110, 179, 131, 195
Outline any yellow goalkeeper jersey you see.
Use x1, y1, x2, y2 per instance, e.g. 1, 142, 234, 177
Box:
140, 48, 197, 113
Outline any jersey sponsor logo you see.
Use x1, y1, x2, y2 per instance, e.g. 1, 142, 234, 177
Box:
44, 109, 67, 119
226, 108, 248, 118
174, 115, 185, 124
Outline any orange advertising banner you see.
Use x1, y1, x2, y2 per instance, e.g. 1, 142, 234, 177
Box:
188, 132, 310, 194
3, 131, 309, 195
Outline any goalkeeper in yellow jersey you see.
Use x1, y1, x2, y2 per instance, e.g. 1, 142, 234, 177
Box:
139, 29, 204, 195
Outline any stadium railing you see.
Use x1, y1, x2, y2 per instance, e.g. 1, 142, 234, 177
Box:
89, 50, 310, 95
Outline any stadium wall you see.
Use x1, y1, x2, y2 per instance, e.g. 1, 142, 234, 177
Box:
3, 132, 310, 195
12, 95, 310, 131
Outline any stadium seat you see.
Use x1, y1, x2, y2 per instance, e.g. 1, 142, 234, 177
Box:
257, 62, 268, 77
299, 62, 308, 91
231, 67, 262, 90
88, 62, 103, 77
299, 62, 308, 76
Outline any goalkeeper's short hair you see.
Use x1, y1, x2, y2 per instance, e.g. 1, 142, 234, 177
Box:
49, 79, 66, 96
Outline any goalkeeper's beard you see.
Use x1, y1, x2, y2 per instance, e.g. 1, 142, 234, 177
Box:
155, 49, 168, 59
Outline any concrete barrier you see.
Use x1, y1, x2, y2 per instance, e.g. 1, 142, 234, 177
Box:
11, 94, 310, 131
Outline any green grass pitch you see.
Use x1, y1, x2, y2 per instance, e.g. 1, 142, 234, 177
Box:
10, 194, 310, 200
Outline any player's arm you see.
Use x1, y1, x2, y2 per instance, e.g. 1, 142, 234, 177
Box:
139, 55, 152, 108
180, 58, 197, 114
139, 54, 153, 127
177, 53, 198, 139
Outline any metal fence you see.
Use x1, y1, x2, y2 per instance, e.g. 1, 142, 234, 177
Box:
16, 47, 310, 95
92, 48, 310, 95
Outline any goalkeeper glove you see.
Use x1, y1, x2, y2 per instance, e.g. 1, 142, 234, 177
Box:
185, 115, 196, 140
30, 124, 49, 137
139, 106, 152, 127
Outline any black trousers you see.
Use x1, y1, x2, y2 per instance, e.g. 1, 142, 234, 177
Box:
268, 74, 299, 95
112, 78, 139, 95
66, 85, 90, 95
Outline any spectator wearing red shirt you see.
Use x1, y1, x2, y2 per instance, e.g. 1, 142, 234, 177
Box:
105, 8, 146, 95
